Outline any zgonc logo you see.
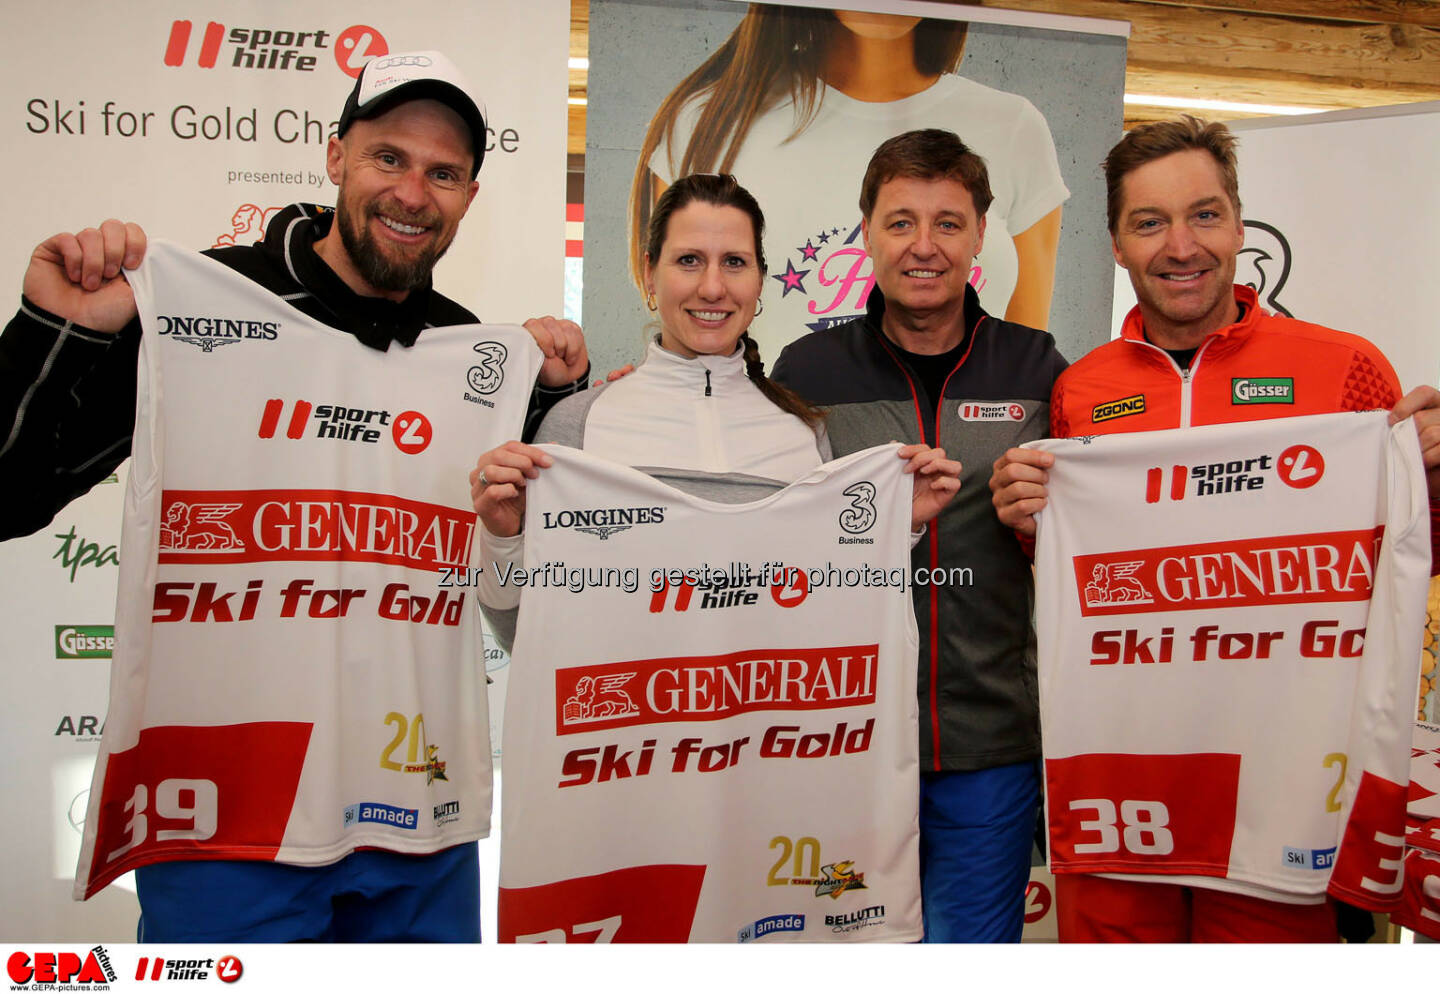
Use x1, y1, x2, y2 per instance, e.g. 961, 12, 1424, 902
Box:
163, 19, 387, 76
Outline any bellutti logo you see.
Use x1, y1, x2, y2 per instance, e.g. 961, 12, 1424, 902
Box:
163, 20, 382, 74
737, 913, 806, 942
7, 947, 117, 987
826, 904, 886, 933
157, 313, 280, 352
55, 625, 115, 659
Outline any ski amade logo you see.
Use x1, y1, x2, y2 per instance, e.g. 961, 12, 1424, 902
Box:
7, 947, 117, 988
55, 625, 114, 659
163, 19, 388, 76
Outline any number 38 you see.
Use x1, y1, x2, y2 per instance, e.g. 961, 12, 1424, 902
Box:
1069, 798, 1174, 856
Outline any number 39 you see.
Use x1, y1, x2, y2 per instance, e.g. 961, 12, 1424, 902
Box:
105, 779, 219, 863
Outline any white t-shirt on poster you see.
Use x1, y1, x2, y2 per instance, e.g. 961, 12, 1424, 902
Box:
651, 73, 1069, 357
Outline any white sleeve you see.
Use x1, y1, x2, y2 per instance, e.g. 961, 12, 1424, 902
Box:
478, 525, 525, 611
999, 97, 1070, 235
647, 95, 705, 185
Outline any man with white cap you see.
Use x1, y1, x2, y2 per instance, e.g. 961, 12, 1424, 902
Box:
0, 51, 586, 941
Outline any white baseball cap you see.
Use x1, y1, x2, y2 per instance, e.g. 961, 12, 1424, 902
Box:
337, 50, 487, 177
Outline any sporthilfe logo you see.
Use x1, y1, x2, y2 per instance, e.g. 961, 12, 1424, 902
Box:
163, 20, 386, 74
958, 401, 1025, 422
1143, 443, 1323, 502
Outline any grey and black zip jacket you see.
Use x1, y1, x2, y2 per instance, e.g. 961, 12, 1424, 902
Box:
772, 285, 1067, 772
0, 203, 581, 540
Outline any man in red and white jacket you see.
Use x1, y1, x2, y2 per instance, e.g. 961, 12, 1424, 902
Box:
990, 115, 1440, 942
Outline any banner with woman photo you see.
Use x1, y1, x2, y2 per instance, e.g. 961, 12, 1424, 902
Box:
582, 0, 1129, 376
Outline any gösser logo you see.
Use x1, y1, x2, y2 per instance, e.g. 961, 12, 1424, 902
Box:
163, 19, 386, 74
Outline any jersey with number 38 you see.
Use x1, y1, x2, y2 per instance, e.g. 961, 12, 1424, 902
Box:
72, 242, 542, 898
1030, 412, 1430, 907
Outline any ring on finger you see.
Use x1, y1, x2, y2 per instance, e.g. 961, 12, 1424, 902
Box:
479, 469, 491, 487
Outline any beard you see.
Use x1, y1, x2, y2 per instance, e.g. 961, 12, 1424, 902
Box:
335, 196, 450, 293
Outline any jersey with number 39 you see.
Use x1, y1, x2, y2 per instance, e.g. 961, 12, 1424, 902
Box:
1030, 411, 1429, 907
73, 242, 542, 898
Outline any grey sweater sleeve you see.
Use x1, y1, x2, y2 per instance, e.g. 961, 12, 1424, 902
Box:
477, 388, 607, 653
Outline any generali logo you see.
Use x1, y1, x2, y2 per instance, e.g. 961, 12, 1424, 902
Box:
1074, 526, 1381, 616
163, 19, 388, 76
157, 488, 475, 571
554, 645, 878, 734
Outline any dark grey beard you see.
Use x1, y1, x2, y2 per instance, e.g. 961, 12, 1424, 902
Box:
336, 202, 446, 292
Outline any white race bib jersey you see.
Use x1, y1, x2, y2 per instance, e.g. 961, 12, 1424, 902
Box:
1029, 411, 1430, 907
498, 445, 920, 942
75, 241, 542, 898
1394, 721, 1440, 937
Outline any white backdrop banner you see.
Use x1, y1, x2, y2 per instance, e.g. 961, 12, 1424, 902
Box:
0, 0, 569, 941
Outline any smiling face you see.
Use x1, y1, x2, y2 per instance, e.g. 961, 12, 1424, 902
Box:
644, 202, 763, 360
862, 175, 985, 338
323, 98, 478, 300
1111, 148, 1244, 349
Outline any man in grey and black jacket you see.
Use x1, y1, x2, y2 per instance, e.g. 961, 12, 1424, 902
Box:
773, 128, 1067, 943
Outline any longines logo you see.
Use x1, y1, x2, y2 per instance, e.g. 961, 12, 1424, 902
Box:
541, 505, 666, 540
157, 313, 280, 352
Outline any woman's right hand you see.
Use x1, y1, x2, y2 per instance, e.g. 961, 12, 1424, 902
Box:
470, 441, 554, 538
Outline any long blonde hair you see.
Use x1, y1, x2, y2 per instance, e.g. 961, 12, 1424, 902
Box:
627, 4, 967, 289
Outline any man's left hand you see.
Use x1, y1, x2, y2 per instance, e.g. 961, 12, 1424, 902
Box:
899, 443, 962, 531
1389, 385, 1440, 499
524, 315, 589, 387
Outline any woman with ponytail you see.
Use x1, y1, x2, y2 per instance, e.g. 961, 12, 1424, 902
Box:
471, 173, 961, 651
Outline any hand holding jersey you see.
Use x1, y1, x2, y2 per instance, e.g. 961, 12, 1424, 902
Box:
23, 219, 147, 333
